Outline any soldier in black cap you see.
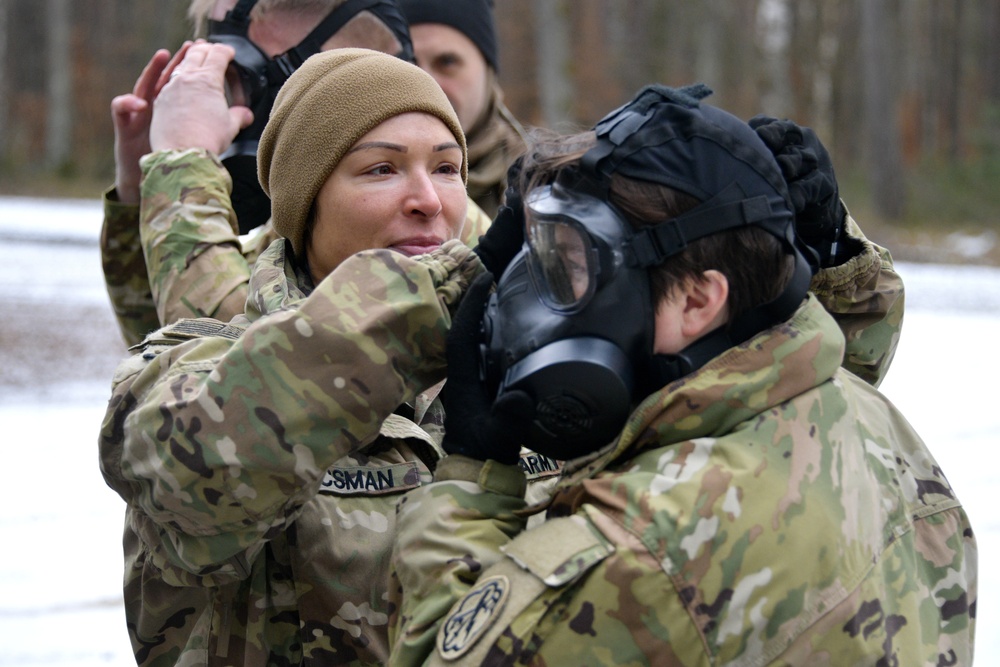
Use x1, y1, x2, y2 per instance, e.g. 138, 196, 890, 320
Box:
400, 0, 527, 217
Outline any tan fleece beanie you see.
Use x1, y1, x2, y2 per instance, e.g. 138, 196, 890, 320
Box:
257, 48, 467, 258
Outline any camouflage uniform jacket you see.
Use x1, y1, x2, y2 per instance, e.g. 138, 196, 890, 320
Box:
99, 235, 485, 666
100, 148, 493, 347
388, 265, 975, 665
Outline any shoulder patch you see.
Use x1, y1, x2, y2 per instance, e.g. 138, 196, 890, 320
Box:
319, 462, 421, 496
437, 575, 510, 661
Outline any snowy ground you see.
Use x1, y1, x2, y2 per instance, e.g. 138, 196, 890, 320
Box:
0, 196, 997, 665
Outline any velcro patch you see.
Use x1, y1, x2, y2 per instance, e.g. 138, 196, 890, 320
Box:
319, 462, 421, 496
437, 575, 510, 660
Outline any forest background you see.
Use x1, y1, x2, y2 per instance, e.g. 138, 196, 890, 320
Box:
1, 0, 998, 266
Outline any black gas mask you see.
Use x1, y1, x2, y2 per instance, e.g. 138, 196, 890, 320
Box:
480, 183, 656, 461
481, 84, 812, 460
208, 0, 414, 233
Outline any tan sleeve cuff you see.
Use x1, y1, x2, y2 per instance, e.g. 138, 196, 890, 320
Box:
103, 185, 139, 215
810, 212, 879, 294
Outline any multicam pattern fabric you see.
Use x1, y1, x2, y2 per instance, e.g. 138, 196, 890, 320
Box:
101, 190, 162, 346
388, 253, 975, 666
810, 213, 904, 388
100, 148, 493, 347
100, 237, 485, 667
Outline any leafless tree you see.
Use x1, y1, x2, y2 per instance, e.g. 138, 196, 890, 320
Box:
45, 0, 72, 169
861, 0, 905, 219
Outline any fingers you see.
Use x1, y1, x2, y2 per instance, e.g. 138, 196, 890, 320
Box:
111, 93, 148, 118
487, 390, 535, 460
202, 40, 237, 72
491, 390, 535, 423
791, 172, 829, 210
774, 148, 818, 181
164, 40, 234, 89
798, 126, 833, 163
449, 273, 493, 340
446, 272, 494, 373
133, 49, 171, 100
155, 41, 194, 94
230, 106, 255, 132
752, 117, 804, 153
748, 114, 777, 130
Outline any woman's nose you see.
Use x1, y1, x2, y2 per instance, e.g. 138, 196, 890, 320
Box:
405, 171, 444, 219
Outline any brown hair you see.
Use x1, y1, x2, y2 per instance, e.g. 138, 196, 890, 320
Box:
519, 128, 794, 326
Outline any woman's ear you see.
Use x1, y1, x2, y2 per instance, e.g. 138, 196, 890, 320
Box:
653, 270, 729, 355
679, 269, 729, 339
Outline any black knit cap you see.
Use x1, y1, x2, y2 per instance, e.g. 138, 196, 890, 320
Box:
399, 0, 499, 71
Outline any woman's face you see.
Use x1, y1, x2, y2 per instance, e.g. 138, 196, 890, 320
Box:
410, 23, 490, 131
307, 112, 467, 282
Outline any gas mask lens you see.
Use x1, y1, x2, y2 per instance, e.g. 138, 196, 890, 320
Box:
527, 217, 595, 310
223, 63, 251, 108
526, 190, 610, 313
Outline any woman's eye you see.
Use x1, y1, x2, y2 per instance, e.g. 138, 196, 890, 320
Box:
435, 163, 460, 175
367, 164, 394, 176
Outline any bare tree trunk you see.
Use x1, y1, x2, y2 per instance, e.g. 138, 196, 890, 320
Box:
861, 0, 905, 219
756, 0, 793, 116
495, 0, 540, 125
0, 0, 8, 164
695, 0, 726, 99
534, 0, 574, 129
987, 0, 1000, 104
944, 1, 963, 160
45, 0, 72, 169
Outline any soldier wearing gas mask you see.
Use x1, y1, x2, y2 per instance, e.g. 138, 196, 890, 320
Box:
100, 0, 494, 347
388, 85, 976, 665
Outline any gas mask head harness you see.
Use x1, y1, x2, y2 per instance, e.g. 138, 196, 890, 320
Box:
481, 84, 812, 460
208, 0, 414, 233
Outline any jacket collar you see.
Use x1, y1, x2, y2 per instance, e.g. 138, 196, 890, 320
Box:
244, 238, 310, 321
555, 294, 845, 488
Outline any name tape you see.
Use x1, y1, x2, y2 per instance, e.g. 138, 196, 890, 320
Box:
320, 462, 422, 496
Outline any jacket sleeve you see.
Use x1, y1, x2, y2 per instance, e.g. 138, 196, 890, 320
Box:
809, 211, 904, 387
99, 241, 482, 579
388, 455, 527, 665
100, 187, 160, 347
138, 148, 253, 327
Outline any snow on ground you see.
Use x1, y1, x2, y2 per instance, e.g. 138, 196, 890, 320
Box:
1, 196, 997, 664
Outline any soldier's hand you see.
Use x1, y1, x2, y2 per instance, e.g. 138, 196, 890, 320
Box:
473, 157, 528, 278
150, 41, 253, 156
441, 272, 534, 465
750, 116, 846, 269
111, 45, 191, 204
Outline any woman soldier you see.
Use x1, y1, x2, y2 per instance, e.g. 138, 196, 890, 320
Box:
100, 46, 500, 666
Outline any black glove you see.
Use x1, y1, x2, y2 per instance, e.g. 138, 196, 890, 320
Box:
441, 272, 535, 465
750, 116, 846, 269
473, 158, 527, 278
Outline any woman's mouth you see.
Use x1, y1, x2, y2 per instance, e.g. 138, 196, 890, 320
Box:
391, 237, 444, 256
